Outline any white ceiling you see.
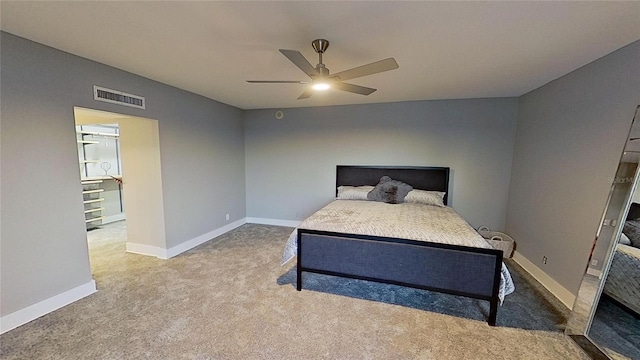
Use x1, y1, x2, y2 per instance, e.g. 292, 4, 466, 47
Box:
1, 1, 639, 110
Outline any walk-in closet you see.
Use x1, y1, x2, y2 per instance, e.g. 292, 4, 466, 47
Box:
77, 124, 125, 230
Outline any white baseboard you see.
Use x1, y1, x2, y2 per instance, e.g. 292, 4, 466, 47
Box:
125, 242, 167, 259
246, 217, 301, 227
165, 218, 246, 258
102, 213, 126, 224
512, 251, 576, 309
126, 218, 248, 259
0, 280, 97, 334
586, 267, 603, 278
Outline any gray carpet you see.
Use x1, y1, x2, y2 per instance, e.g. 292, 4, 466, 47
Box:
0, 222, 590, 359
589, 296, 640, 360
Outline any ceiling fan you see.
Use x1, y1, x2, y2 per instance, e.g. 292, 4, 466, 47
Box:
247, 39, 399, 100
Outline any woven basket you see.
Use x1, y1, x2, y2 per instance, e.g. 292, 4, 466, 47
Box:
477, 226, 515, 258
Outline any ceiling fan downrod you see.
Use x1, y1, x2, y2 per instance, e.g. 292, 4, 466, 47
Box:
312, 39, 330, 76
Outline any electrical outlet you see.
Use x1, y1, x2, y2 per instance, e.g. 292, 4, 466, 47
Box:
591, 259, 598, 266
542, 256, 548, 264
225, 213, 229, 221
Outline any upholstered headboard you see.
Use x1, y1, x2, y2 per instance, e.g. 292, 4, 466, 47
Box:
336, 165, 450, 205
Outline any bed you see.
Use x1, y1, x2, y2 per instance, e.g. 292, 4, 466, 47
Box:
603, 217, 640, 316
282, 165, 514, 326
603, 243, 640, 316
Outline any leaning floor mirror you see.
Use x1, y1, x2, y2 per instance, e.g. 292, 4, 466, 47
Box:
566, 105, 640, 360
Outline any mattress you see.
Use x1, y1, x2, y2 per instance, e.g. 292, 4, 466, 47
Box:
282, 199, 515, 302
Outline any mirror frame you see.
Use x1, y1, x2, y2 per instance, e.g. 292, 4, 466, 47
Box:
566, 105, 640, 359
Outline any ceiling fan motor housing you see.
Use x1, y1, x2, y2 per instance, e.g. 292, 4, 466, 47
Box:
316, 65, 329, 77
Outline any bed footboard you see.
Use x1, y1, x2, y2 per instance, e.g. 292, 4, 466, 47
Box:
297, 229, 503, 325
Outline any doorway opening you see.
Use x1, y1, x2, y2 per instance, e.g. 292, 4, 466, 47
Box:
74, 107, 167, 275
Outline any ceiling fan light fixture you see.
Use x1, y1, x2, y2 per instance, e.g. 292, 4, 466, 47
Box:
312, 82, 330, 91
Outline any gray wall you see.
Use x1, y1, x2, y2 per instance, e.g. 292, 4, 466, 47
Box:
245, 99, 519, 229
506, 40, 640, 294
151, 83, 245, 248
0, 32, 245, 315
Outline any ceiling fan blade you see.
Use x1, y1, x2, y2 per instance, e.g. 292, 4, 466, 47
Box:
334, 82, 377, 96
330, 58, 398, 81
279, 49, 317, 78
297, 88, 314, 100
246, 80, 309, 84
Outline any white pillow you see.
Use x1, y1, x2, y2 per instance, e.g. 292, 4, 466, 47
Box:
619, 232, 632, 246
404, 190, 446, 207
336, 185, 374, 200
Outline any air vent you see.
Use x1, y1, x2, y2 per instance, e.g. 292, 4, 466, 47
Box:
93, 85, 145, 109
